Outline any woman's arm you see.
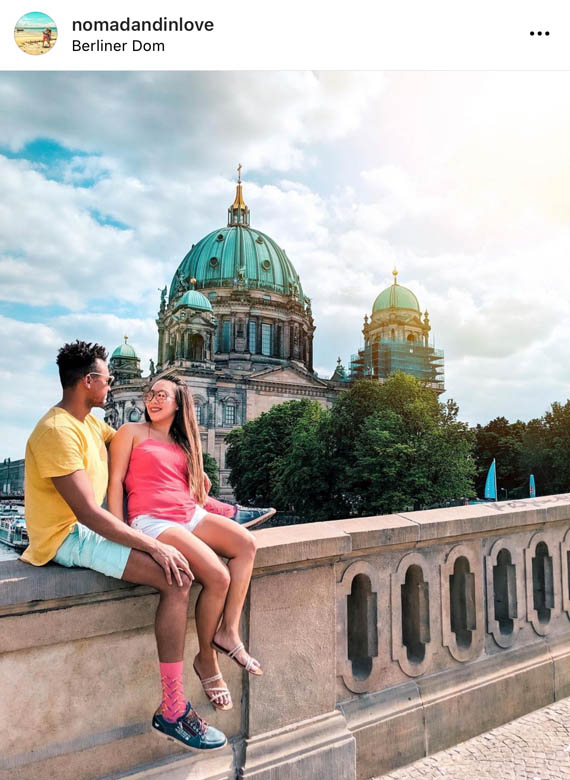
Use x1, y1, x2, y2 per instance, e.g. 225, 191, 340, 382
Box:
108, 424, 135, 522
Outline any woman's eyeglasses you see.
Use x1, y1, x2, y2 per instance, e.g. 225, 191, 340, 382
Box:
143, 390, 175, 403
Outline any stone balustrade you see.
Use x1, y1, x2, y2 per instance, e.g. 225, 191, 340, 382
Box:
2, 495, 570, 780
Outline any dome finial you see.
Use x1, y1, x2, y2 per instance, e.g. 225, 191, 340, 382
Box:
124, 334, 128, 343
392, 267, 398, 285
190, 277, 197, 290
228, 165, 250, 227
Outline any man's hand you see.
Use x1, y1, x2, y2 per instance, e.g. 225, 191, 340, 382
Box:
204, 472, 212, 494
149, 540, 194, 587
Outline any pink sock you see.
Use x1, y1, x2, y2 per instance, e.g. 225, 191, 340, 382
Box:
159, 661, 187, 722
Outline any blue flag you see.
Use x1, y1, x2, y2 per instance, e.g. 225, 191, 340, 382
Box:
484, 458, 497, 500
529, 474, 536, 498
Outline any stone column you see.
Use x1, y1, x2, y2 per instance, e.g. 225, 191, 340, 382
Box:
241, 526, 356, 779
283, 322, 290, 359
156, 326, 164, 369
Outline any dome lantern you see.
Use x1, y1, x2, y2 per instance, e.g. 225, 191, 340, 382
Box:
109, 335, 142, 382
227, 163, 250, 227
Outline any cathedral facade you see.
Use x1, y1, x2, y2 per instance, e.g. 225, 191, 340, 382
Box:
105, 174, 445, 498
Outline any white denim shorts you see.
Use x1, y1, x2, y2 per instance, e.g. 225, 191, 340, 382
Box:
131, 505, 208, 539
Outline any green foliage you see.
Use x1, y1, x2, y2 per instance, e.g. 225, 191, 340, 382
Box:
226, 372, 477, 520
225, 399, 318, 506
344, 376, 476, 515
519, 401, 570, 496
202, 452, 220, 497
473, 417, 527, 499
472, 401, 570, 499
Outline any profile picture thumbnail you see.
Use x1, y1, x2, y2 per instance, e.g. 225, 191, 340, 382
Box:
14, 12, 57, 55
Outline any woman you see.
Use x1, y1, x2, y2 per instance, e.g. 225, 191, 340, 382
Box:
108, 376, 261, 712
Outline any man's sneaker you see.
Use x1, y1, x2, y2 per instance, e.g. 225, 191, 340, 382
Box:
233, 506, 276, 529
152, 702, 227, 751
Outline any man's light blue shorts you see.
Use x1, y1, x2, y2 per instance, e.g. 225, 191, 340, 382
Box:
53, 523, 132, 580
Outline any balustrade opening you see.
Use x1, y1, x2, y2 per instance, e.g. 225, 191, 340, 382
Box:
347, 574, 378, 679
532, 542, 554, 623
449, 556, 476, 648
566, 550, 570, 599
493, 549, 517, 635
401, 565, 430, 663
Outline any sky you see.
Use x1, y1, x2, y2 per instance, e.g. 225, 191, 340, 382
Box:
16, 12, 56, 29
1, 70, 570, 460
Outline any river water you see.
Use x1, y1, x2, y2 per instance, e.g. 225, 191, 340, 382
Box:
0, 542, 19, 561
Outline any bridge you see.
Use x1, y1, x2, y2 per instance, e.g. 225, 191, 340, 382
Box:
1, 495, 570, 779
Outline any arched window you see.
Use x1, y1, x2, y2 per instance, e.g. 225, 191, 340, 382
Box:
261, 323, 273, 356
222, 321, 231, 352
195, 404, 202, 425
248, 320, 257, 353
190, 334, 204, 361
128, 408, 141, 422
223, 401, 236, 426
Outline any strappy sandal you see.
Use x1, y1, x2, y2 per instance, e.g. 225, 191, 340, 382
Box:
211, 640, 263, 676
192, 663, 233, 711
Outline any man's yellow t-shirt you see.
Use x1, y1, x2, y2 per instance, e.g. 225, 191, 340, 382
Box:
21, 407, 115, 566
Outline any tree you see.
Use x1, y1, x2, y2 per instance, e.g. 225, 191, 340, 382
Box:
344, 377, 476, 514
202, 452, 220, 497
272, 400, 336, 522
473, 417, 527, 499
225, 399, 318, 507
519, 401, 570, 496
227, 372, 476, 521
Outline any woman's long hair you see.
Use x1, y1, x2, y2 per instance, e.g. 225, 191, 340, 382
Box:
144, 376, 207, 505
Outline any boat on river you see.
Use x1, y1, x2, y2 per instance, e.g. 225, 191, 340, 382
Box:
0, 506, 28, 550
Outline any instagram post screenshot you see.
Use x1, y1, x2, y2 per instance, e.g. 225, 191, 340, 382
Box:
0, 2, 569, 779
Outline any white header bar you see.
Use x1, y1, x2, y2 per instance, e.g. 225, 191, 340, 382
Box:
1, 0, 569, 71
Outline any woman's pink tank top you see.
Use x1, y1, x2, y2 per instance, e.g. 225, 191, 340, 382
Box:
125, 439, 197, 524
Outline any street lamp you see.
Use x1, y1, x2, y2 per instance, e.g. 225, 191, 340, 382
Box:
500, 488, 508, 500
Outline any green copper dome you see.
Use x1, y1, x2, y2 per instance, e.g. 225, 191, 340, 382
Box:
176, 289, 213, 312
373, 269, 420, 313
169, 180, 304, 303
112, 336, 139, 359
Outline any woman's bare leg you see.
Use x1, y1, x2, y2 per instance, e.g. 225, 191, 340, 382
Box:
156, 526, 232, 705
193, 513, 260, 672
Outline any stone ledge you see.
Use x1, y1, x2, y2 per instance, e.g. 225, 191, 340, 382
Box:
399, 494, 570, 542
0, 559, 138, 610
253, 521, 352, 569
2, 495, 570, 610
333, 514, 419, 550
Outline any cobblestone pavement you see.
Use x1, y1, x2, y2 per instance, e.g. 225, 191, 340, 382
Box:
377, 698, 570, 780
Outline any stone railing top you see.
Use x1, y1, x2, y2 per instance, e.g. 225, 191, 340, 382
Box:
253, 494, 570, 561
2, 495, 569, 610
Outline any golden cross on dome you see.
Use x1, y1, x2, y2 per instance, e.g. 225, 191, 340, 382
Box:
237, 163, 242, 183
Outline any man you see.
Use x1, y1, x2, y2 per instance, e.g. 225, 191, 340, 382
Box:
22, 340, 226, 752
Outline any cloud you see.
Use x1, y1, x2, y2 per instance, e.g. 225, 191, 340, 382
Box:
2, 70, 570, 461
0, 72, 384, 177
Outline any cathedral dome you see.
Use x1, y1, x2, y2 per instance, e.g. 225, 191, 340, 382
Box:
176, 289, 213, 312
372, 269, 420, 313
111, 336, 139, 359
169, 175, 304, 304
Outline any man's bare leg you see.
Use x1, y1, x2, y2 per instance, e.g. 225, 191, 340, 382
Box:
122, 549, 191, 661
